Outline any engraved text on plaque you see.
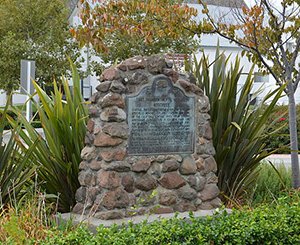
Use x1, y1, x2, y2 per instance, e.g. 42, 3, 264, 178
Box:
127, 75, 195, 155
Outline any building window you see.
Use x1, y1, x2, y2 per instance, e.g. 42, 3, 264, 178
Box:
254, 72, 269, 83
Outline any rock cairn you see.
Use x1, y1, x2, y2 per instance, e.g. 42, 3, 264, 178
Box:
73, 55, 221, 220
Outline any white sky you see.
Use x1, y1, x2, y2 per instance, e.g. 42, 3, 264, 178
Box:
246, 0, 282, 8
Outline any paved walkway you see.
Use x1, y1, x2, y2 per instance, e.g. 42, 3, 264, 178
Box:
266, 154, 300, 169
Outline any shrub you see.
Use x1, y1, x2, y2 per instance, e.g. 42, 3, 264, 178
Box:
264, 105, 300, 153
187, 51, 285, 201
0, 100, 36, 208
36, 192, 300, 244
8, 63, 88, 212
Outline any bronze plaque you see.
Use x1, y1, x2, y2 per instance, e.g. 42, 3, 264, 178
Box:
127, 75, 195, 155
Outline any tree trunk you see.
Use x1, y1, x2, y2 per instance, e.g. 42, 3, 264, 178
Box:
287, 83, 300, 188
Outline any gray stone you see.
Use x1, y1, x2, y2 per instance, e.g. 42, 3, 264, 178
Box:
199, 202, 214, 210
210, 197, 222, 208
199, 122, 213, 140
110, 80, 126, 94
148, 162, 162, 178
131, 71, 149, 85
196, 140, 216, 155
206, 172, 218, 184
100, 93, 125, 109
117, 56, 146, 71
187, 174, 206, 191
87, 187, 100, 202
198, 96, 210, 112
75, 187, 86, 203
177, 79, 202, 95
78, 171, 96, 186
174, 201, 196, 212
101, 161, 131, 172
146, 55, 167, 74
96, 81, 112, 92
159, 192, 177, 206
84, 133, 94, 145
162, 160, 179, 172
180, 157, 197, 175
88, 104, 100, 117
204, 156, 218, 174
90, 93, 100, 103
135, 174, 157, 191
81, 146, 96, 161
137, 191, 157, 206
198, 113, 211, 125
177, 185, 197, 201
100, 106, 126, 122
79, 161, 88, 170
199, 184, 220, 201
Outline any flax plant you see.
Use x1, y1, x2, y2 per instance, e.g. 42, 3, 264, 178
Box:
8, 63, 88, 212
0, 100, 36, 208
188, 50, 285, 201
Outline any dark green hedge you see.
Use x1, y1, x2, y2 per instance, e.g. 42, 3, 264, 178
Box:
264, 105, 300, 154
42, 196, 300, 245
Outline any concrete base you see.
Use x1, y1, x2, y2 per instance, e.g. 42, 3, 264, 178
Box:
57, 209, 231, 233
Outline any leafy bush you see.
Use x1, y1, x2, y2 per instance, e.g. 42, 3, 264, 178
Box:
187, 51, 284, 201
35, 192, 300, 244
245, 162, 292, 205
8, 63, 88, 212
264, 105, 300, 153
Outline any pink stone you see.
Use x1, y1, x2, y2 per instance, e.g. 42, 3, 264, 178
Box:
87, 119, 95, 133
98, 171, 120, 189
100, 67, 120, 81
100, 189, 130, 210
94, 133, 123, 147
121, 175, 135, 193
159, 172, 186, 189
102, 123, 128, 139
132, 159, 152, 172
100, 149, 127, 162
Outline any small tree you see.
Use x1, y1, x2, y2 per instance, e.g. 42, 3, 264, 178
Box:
197, 0, 300, 187
0, 0, 81, 95
72, 0, 199, 64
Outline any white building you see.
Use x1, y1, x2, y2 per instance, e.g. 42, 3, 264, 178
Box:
1, 0, 299, 106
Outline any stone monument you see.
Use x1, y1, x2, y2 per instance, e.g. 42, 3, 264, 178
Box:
73, 55, 221, 220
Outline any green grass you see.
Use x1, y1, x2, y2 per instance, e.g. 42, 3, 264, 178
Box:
244, 162, 292, 206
